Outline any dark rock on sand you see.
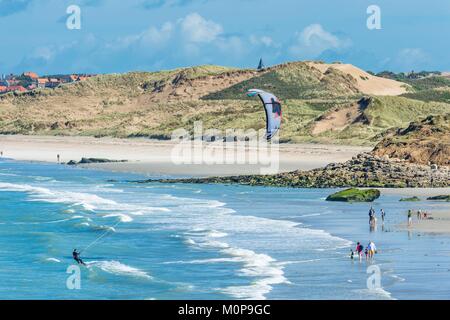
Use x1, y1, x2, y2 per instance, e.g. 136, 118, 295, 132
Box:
399, 196, 421, 202
66, 158, 128, 165
427, 195, 450, 201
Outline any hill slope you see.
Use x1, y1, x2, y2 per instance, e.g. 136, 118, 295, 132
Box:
372, 114, 450, 166
0, 61, 447, 145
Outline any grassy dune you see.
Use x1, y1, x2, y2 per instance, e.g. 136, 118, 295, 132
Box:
1, 62, 449, 146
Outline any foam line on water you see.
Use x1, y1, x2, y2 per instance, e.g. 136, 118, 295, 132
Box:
147, 192, 354, 299
86, 260, 153, 280
0, 182, 169, 219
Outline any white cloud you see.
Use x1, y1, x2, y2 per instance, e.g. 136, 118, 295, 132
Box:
249, 35, 276, 48
180, 13, 223, 43
32, 46, 55, 61
289, 24, 350, 59
140, 22, 174, 46
111, 21, 173, 49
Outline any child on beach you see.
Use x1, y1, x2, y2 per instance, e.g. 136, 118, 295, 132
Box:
408, 210, 413, 226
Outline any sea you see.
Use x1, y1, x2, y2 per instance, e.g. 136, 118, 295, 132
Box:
1, 159, 450, 299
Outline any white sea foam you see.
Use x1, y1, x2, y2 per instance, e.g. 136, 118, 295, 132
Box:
0, 172, 19, 177
87, 260, 152, 280
103, 213, 133, 222
148, 192, 353, 300
45, 258, 61, 263
0, 182, 169, 220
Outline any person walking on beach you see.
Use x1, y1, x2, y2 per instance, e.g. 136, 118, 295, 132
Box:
417, 210, 423, 220
380, 209, 385, 222
408, 210, 413, 227
367, 241, 377, 259
57, 154, 60, 163
369, 207, 375, 224
355, 242, 364, 261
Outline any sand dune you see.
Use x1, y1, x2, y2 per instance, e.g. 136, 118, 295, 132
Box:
307, 62, 410, 96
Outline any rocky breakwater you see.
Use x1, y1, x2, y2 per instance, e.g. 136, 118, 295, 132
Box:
143, 153, 449, 188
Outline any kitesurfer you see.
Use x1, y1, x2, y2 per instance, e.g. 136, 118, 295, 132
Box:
72, 249, 85, 265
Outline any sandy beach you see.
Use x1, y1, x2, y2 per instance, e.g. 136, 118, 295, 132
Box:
398, 208, 450, 234
0, 135, 371, 177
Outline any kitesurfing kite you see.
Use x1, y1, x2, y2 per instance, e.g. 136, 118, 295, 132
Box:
246, 89, 282, 141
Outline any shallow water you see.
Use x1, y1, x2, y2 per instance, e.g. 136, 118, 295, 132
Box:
0, 159, 449, 299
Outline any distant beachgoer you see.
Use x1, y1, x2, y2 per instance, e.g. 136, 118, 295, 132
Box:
417, 210, 421, 220
0, 151, 3, 157
364, 248, 369, 260
367, 241, 377, 259
57, 154, 60, 163
381, 209, 385, 222
356, 242, 363, 260
369, 207, 376, 225
408, 210, 412, 226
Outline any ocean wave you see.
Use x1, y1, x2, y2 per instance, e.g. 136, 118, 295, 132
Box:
0, 182, 169, 219
151, 192, 353, 299
103, 213, 133, 222
181, 229, 289, 300
86, 260, 153, 280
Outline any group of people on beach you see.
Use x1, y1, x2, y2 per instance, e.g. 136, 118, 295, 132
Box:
368, 207, 385, 224
407, 209, 432, 226
351, 241, 377, 261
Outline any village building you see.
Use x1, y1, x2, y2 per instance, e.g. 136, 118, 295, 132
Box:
37, 78, 47, 89
45, 78, 61, 88
23, 72, 39, 79
2, 86, 26, 93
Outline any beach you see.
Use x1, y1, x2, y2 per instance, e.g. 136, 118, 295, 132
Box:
0, 135, 371, 177
0, 159, 449, 299
0, 135, 449, 299
398, 209, 450, 234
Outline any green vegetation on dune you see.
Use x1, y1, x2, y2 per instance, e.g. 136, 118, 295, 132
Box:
363, 96, 450, 129
203, 62, 361, 100
401, 76, 450, 91
401, 88, 450, 103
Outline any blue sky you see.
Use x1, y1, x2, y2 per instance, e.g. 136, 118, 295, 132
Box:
0, 0, 449, 74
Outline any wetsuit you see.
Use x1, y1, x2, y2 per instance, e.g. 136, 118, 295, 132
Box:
73, 250, 85, 265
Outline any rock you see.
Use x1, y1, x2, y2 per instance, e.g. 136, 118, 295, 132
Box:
399, 196, 421, 202
143, 153, 449, 189
67, 158, 128, 165
325, 188, 380, 202
426, 195, 450, 201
